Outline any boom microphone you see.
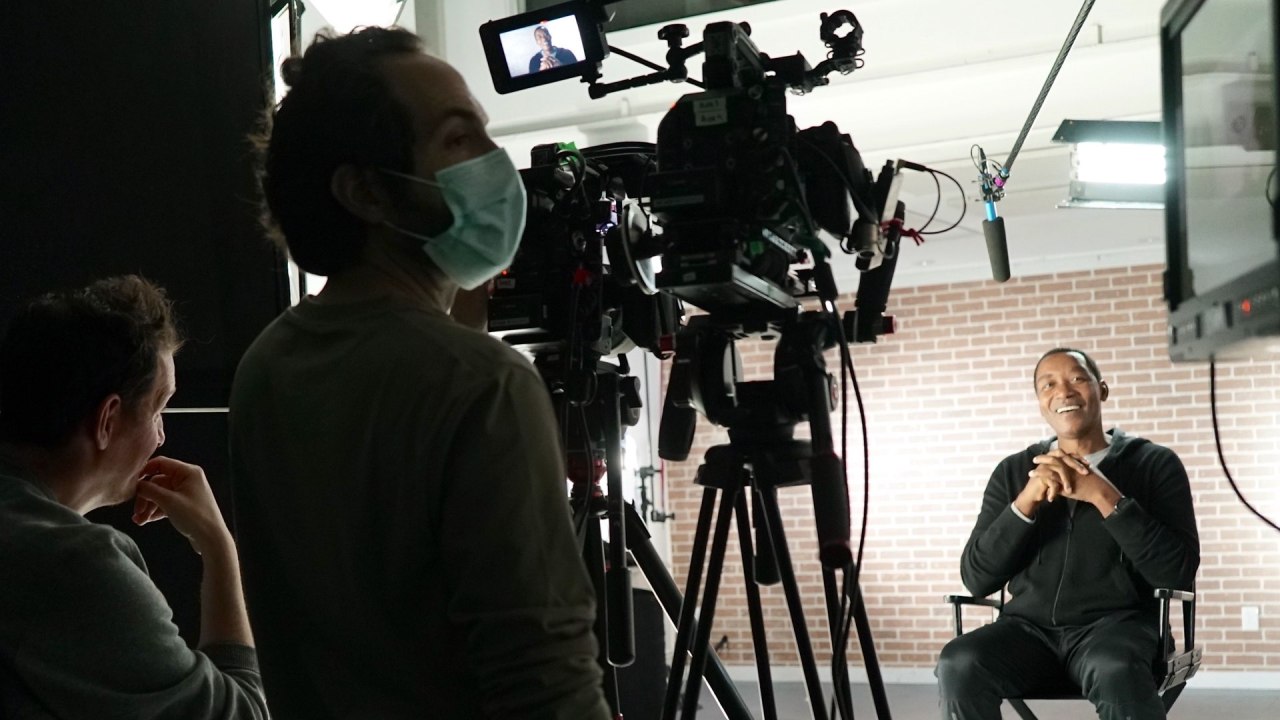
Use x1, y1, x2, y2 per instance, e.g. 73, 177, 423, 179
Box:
982, 205, 1010, 283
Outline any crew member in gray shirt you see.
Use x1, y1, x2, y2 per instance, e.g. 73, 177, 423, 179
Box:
0, 275, 268, 719
232, 26, 608, 719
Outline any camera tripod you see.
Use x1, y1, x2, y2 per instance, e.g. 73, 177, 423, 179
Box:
658, 312, 892, 720
539, 350, 755, 720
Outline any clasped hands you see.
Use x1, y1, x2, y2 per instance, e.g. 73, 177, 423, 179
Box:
1016, 449, 1119, 517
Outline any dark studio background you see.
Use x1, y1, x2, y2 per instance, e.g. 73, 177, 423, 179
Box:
0, 4, 670, 713
0, 0, 289, 644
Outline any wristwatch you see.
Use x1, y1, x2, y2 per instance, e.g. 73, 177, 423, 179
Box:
1111, 495, 1134, 516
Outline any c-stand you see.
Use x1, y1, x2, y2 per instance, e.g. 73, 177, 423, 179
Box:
657, 307, 891, 720
534, 347, 755, 720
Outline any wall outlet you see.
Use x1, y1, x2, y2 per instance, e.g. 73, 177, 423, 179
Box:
1242, 605, 1261, 631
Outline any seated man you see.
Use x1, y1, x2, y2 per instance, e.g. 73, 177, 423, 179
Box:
0, 276, 267, 719
529, 25, 577, 73
936, 347, 1199, 720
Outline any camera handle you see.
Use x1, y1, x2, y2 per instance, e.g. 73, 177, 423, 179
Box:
587, 25, 705, 99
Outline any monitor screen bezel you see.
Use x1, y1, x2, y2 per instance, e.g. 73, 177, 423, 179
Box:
1162, 0, 1280, 310
1161, 0, 1280, 359
480, 0, 607, 95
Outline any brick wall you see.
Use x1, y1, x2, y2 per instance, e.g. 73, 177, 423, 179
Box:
662, 264, 1280, 672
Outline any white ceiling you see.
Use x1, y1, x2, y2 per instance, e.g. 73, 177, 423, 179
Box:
312, 0, 1175, 290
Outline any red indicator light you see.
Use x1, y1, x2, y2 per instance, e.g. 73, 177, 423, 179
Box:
1242, 299, 1253, 315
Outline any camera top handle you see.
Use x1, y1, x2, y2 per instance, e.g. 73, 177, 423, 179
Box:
583, 7, 864, 100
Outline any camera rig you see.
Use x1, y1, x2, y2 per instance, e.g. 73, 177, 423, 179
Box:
597, 12, 886, 328
484, 5, 904, 719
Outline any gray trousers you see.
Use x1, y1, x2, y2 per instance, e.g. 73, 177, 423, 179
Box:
935, 611, 1166, 720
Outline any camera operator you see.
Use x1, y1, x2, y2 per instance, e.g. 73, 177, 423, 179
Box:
232, 27, 609, 719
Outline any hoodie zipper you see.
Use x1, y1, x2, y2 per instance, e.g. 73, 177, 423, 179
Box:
1050, 510, 1074, 625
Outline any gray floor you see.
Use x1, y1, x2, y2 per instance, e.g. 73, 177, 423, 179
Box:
683, 682, 1280, 719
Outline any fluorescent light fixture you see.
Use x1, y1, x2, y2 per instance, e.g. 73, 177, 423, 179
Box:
1053, 119, 1165, 209
1072, 142, 1166, 184
308, 0, 406, 34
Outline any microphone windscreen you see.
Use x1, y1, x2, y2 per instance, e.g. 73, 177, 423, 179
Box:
983, 217, 1011, 283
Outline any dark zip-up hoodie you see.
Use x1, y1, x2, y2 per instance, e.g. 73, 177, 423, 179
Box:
960, 429, 1199, 627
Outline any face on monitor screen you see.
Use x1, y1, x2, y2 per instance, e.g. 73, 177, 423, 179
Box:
480, 2, 602, 94
500, 15, 586, 79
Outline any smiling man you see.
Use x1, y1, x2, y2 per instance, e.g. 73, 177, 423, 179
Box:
935, 347, 1200, 720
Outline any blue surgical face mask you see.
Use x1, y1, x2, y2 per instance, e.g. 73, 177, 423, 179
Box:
380, 148, 527, 290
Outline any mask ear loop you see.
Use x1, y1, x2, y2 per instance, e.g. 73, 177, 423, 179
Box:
378, 167, 442, 188
378, 169, 448, 244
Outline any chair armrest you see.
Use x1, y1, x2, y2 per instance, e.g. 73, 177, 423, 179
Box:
1153, 587, 1203, 693
943, 594, 1003, 637
1153, 587, 1197, 655
943, 594, 1003, 608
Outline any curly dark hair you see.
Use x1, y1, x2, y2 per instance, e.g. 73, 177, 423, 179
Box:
0, 275, 183, 448
254, 26, 424, 276
1034, 347, 1103, 385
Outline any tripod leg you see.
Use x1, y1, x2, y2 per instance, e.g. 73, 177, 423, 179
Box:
757, 486, 830, 720
735, 486, 778, 720
625, 504, 754, 720
681, 482, 741, 719
822, 566, 855, 714
850, 580, 894, 720
583, 513, 622, 717
600, 372, 635, 667
661, 487, 718, 720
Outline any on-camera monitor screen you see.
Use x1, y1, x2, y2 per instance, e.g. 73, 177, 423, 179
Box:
526, 0, 781, 32
500, 15, 586, 79
1179, 0, 1276, 295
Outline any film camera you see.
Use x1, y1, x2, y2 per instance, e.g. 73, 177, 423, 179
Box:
480, 3, 903, 719
484, 2, 896, 335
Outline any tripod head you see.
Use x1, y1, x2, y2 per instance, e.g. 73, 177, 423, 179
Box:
657, 310, 852, 570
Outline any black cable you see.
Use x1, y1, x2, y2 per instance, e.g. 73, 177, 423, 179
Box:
1210, 359, 1280, 533
561, 282, 584, 455
1003, 0, 1098, 175
842, 357, 871, 720
918, 168, 968, 236
777, 146, 821, 242
796, 136, 879, 226
914, 168, 942, 234
821, 295, 871, 720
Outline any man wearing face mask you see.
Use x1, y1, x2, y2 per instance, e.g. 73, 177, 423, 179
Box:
230, 27, 609, 720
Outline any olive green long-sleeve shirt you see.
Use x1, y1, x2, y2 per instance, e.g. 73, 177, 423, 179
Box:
228, 295, 607, 720
0, 461, 268, 720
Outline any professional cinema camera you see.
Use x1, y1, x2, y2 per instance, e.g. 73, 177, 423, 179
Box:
488, 138, 686, 712
481, 3, 906, 718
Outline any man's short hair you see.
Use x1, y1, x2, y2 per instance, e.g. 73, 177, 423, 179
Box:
534, 26, 551, 42
0, 275, 183, 448
255, 26, 424, 276
1034, 347, 1103, 385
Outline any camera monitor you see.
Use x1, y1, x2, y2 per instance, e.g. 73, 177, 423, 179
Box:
480, 0, 607, 94
1163, 0, 1280, 360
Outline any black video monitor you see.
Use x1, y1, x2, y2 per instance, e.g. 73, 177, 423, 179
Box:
1163, 0, 1280, 360
480, 0, 607, 94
